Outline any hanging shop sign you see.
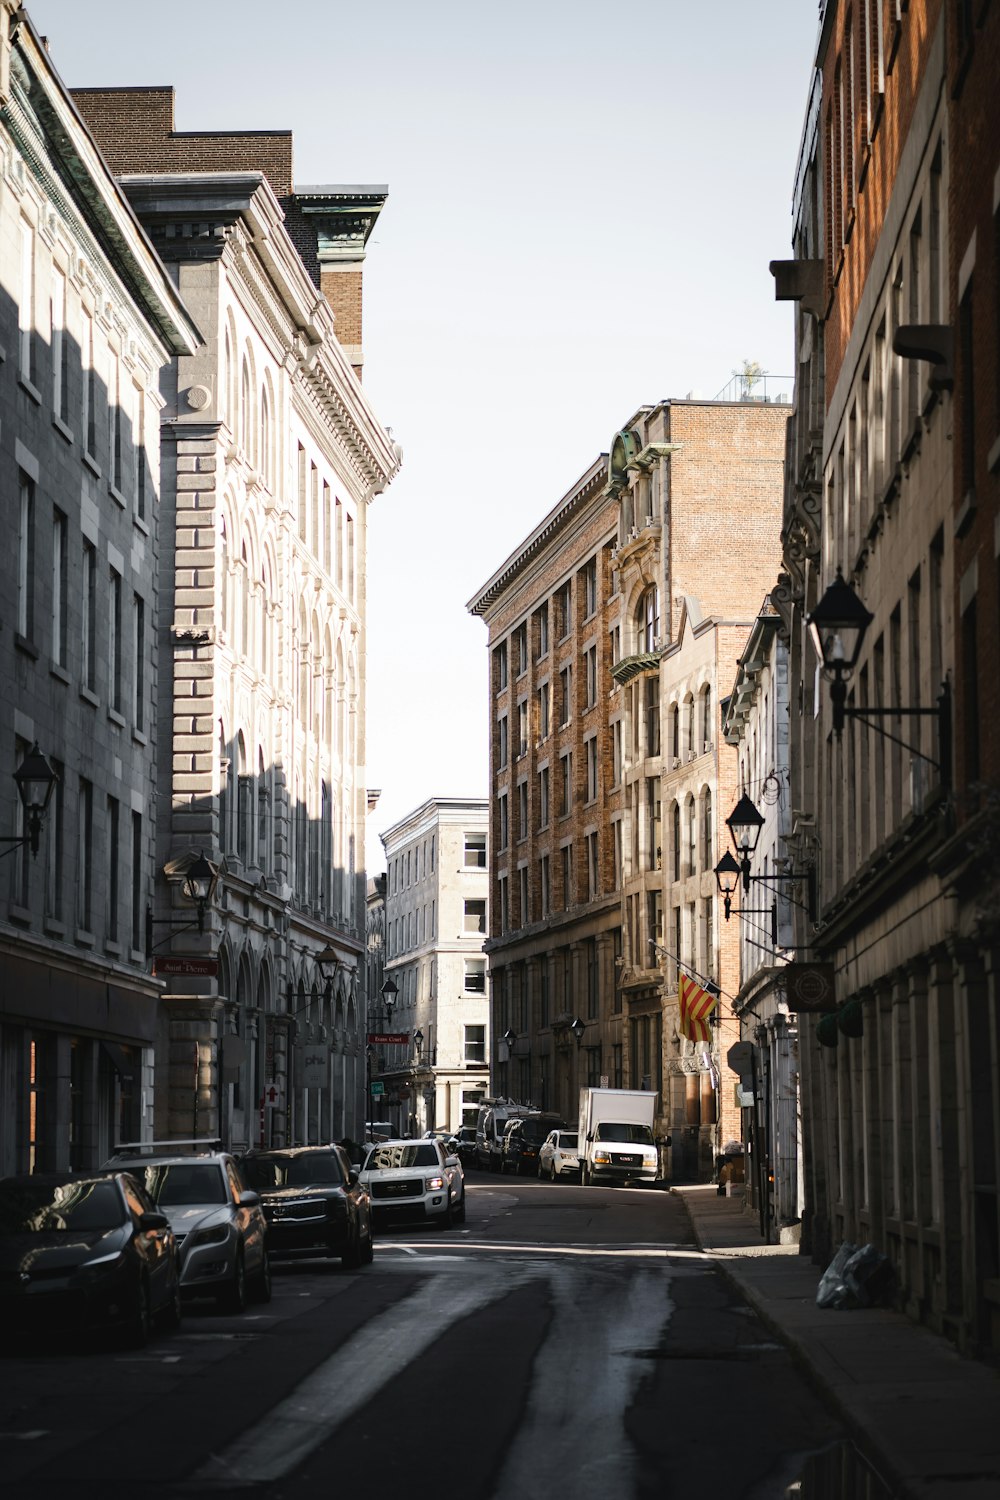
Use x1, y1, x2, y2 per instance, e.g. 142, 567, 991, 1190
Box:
783, 963, 837, 1013
154, 955, 218, 977
302, 1045, 330, 1090
367, 1032, 410, 1045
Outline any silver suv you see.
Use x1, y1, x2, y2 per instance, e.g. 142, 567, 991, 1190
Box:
102, 1140, 270, 1313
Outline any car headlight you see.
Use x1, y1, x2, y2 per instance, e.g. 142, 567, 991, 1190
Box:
593, 1151, 611, 1165
643, 1151, 658, 1166
425, 1176, 445, 1191
187, 1224, 229, 1248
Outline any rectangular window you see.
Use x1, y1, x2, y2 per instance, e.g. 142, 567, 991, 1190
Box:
704, 896, 714, 979
52, 266, 68, 423
517, 780, 528, 841
498, 875, 509, 933
539, 854, 550, 917
18, 475, 34, 639
561, 844, 572, 909
538, 766, 549, 829
109, 568, 122, 713
962, 599, 980, 785
587, 830, 599, 900
19, 218, 35, 384
51, 508, 67, 666
537, 681, 550, 741
106, 796, 119, 942
645, 675, 660, 756
584, 644, 598, 707
322, 481, 332, 574
647, 777, 661, 870
498, 792, 508, 850
959, 281, 975, 497
612, 720, 623, 785
134, 386, 147, 522
464, 832, 486, 868
464, 1025, 486, 1065
334, 496, 343, 587
555, 581, 572, 639
536, 603, 549, 659
310, 463, 319, 560
613, 819, 623, 889
582, 557, 598, 617
346, 514, 355, 601
495, 640, 508, 691
82, 541, 96, 691
519, 864, 529, 924
297, 444, 307, 540
109, 353, 122, 493
83, 312, 97, 460
464, 958, 486, 993
77, 777, 93, 931
131, 810, 143, 952
517, 700, 528, 758
559, 666, 572, 726
586, 736, 598, 802
464, 898, 486, 934
44, 758, 64, 920
497, 713, 508, 770
515, 622, 528, 677
559, 753, 572, 816
133, 593, 146, 730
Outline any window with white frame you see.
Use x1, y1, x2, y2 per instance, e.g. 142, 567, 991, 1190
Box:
464, 1025, 486, 1065
464, 832, 486, 868
464, 899, 487, 934
464, 958, 486, 993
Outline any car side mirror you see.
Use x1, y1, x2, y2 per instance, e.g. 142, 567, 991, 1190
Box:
445, 1155, 459, 1167
348, 1167, 360, 1185
139, 1211, 170, 1232
239, 1189, 261, 1206
657, 1135, 672, 1148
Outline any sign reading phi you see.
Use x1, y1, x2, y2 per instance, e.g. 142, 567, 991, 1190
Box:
302, 1045, 329, 1090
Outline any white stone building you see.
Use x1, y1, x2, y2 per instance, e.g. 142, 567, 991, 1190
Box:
380, 798, 490, 1136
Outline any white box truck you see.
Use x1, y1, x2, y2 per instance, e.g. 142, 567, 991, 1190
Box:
578, 1088, 659, 1186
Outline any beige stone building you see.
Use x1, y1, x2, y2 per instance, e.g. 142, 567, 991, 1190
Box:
379, 798, 490, 1136
0, 12, 200, 1172
71, 88, 400, 1149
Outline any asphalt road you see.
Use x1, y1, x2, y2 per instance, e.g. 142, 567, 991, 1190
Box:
0, 1173, 861, 1500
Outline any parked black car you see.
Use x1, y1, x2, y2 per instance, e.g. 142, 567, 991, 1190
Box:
0, 1170, 180, 1346
500, 1114, 566, 1176
453, 1126, 478, 1170
239, 1145, 374, 1268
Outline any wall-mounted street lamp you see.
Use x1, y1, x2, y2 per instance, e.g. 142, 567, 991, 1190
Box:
569, 1016, 586, 1047
413, 1027, 424, 1057
714, 794, 815, 932
317, 944, 341, 1000
807, 568, 951, 785
146, 848, 221, 957
380, 975, 399, 1014
0, 743, 58, 859
503, 1027, 518, 1052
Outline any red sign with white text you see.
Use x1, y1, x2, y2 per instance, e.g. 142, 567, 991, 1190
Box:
154, 956, 219, 977
367, 1032, 411, 1045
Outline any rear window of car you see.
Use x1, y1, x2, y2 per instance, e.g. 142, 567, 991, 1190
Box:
126, 1163, 228, 1206
365, 1144, 439, 1170
0, 1177, 126, 1232
557, 1133, 579, 1149
523, 1118, 562, 1143
243, 1153, 344, 1189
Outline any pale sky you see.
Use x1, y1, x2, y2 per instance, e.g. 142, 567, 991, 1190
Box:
28, 0, 821, 873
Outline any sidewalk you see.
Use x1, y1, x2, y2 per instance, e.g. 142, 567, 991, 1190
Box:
673, 1186, 1000, 1500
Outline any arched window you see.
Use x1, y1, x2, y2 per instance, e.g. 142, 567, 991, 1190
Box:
223, 329, 232, 431
298, 605, 310, 728
219, 516, 229, 637
240, 358, 252, 461
240, 543, 249, 658
671, 703, 680, 762
702, 787, 713, 869
637, 586, 659, 653
685, 793, 697, 876
257, 748, 270, 872
236, 732, 249, 864
259, 564, 269, 676
701, 684, 713, 753
671, 801, 681, 882
260, 384, 271, 490
684, 695, 695, 759
218, 724, 231, 854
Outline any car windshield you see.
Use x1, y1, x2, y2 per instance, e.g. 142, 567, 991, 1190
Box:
558, 1134, 579, 1149
0, 1178, 126, 1233
243, 1153, 344, 1189
125, 1163, 228, 1206
365, 1144, 439, 1170
594, 1123, 654, 1145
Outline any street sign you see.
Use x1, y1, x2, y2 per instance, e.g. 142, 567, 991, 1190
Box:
153, 956, 218, 977
262, 1082, 283, 1109
302, 1045, 329, 1090
599, 1075, 609, 1087
367, 1032, 410, 1045
370, 1081, 385, 1097
727, 1042, 754, 1073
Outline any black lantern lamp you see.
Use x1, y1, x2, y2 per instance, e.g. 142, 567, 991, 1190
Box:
380, 975, 398, 1014
181, 850, 220, 933
317, 944, 340, 999
726, 792, 766, 862
714, 850, 742, 919
1, 742, 58, 859
807, 568, 951, 783
413, 1027, 424, 1057
569, 1016, 586, 1047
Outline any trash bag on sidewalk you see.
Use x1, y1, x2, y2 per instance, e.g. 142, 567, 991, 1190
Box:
816, 1241, 858, 1308
816, 1241, 895, 1309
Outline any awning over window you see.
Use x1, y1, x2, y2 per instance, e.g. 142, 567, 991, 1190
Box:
611, 651, 664, 685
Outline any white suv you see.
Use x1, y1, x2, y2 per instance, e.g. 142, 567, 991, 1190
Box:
359, 1139, 465, 1228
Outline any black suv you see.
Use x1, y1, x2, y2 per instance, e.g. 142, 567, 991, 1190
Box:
239, 1145, 373, 1269
500, 1114, 566, 1176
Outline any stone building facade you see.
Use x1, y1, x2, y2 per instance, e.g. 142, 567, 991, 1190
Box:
0, 10, 199, 1172
71, 88, 400, 1150
380, 798, 490, 1137
773, 0, 1000, 1357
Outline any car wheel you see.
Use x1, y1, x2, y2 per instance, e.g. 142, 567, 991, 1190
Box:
222, 1249, 247, 1314
438, 1196, 455, 1230
454, 1192, 466, 1225
252, 1248, 272, 1304
360, 1219, 375, 1265
127, 1277, 151, 1348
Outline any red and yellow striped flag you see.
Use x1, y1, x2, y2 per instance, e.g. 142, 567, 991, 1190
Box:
678, 973, 718, 1043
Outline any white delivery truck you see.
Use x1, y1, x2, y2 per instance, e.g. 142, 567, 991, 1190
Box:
578, 1088, 659, 1186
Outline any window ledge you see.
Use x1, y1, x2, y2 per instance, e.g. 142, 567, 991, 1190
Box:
82, 451, 101, 479
105, 940, 122, 958
15, 633, 39, 660
80, 685, 99, 708
954, 489, 977, 539
108, 482, 127, 510
44, 918, 66, 939
52, 414, 74, 445
9, 903, 32, 927
132, 726, 148, 747
18, 373, 41, 405
75, 927, 96, 948
133, 511, 150, 537
50, 661, 70, 685
108, 708, 126, 729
